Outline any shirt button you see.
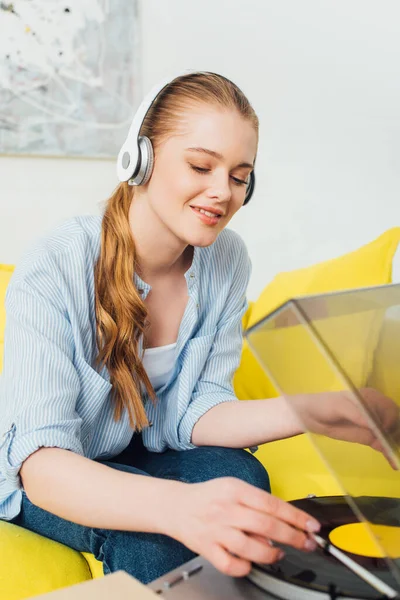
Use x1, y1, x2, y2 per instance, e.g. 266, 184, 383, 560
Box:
189, 273, 195, 278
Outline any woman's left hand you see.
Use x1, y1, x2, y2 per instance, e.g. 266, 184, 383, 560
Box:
291, 387, 400, 468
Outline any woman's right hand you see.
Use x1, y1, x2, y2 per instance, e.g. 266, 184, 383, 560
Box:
165, 477, 321, 577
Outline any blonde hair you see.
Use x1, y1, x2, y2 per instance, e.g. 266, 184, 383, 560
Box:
94, 72, 259, 431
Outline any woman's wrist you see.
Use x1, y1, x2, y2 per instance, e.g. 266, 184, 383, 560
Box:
136, 476, 188, 537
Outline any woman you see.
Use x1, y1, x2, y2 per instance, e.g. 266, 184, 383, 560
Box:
0, 71, 397, 584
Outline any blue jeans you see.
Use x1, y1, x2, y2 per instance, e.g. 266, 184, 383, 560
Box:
13, 434, 270, 584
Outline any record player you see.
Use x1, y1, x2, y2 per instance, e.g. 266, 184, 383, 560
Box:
149, 284, 400, 599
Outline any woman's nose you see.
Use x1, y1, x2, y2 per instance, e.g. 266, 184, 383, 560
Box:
206, 173, 231, 201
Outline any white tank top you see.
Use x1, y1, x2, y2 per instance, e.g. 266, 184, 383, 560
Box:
142, 342, 177, 391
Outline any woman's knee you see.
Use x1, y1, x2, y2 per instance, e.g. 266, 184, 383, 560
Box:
183, 446, 271, 492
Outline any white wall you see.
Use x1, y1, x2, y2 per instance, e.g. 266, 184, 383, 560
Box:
1, 0, 400, 299
0, 156, 115, 264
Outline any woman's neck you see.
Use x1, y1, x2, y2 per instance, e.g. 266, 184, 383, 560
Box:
128, 196, 191, 281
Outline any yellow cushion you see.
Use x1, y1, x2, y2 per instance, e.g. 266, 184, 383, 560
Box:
82, 552, 105, 579
0, 521, 92, 600
0, 264, 14, 372
235, 227, 400, 500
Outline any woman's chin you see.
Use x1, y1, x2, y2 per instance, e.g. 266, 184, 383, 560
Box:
185, 230, 221, 248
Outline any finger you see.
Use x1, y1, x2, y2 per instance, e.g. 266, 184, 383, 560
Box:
330, 424, 398, 461
325, 424, 375, 446
249, 532, 317, 556
205, 542, 252, 578
370, 438, 400, 471
226, 504, 315, 552
304, 414, 398, 470
358, 389, 400, 431
251, 533, 274, 546
219, 528, 284, 565
235, 481, 320, 534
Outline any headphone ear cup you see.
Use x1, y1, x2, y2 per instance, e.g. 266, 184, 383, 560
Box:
129, 136, 154, 186
243, 171, 255, 205
139, 136, 154, 185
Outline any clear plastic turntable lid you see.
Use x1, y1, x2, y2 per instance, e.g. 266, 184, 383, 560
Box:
245, 283, 400, 591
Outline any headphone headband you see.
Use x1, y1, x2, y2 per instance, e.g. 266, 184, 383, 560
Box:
116, 70, 255, 205
117, 70, 199, 182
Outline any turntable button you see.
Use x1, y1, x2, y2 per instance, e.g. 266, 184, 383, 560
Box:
162, 573, 183, 589
184, 564, 203, 578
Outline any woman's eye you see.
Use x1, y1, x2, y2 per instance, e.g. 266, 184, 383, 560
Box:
189, 164, 248, 186
190, 164, 210, 174
232, 176, 248, 186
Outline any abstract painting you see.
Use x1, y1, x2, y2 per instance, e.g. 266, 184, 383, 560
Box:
0, 0, 140, 158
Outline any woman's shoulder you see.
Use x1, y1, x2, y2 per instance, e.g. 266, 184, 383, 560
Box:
33, 214, 102, 258
11, 215, 103, 288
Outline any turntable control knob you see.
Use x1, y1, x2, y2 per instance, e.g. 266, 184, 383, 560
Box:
182, 564, 203, 580
158, 564, 203, 591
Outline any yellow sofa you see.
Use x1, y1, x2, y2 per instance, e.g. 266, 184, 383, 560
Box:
1, 227, 400, 599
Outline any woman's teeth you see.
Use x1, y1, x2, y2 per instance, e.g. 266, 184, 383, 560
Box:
194, 208, 220, 218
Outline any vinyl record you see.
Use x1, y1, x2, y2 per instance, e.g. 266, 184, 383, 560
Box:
246, 496, 400, 600
292, 496, 400, 569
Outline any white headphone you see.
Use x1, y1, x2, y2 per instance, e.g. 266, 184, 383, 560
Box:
116, 70, 255, 205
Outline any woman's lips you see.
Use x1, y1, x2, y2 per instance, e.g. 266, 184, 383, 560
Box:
190, 206, 222, 226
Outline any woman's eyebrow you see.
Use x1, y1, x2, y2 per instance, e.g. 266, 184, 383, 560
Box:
185, 147, 253, 169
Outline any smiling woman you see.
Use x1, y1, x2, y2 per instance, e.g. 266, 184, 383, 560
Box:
1, 71, 333, 585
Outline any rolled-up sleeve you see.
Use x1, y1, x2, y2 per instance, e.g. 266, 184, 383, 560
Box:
0, 261, 84, 499
178, 244, 252, 448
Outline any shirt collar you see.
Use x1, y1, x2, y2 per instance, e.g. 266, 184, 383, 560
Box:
134, 245, 201, 297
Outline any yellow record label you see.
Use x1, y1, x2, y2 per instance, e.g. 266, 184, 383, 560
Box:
329, 523, 400, 559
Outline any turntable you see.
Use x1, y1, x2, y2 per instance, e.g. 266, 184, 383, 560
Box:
149, 284, 400, 599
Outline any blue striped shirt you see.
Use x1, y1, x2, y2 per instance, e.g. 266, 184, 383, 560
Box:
0, 215, 251, 521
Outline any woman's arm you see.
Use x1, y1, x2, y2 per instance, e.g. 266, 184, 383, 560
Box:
21, 447, 184, 534
21, 446, 322, 579
20, 445, 323, 578
191, 397, 303, 448
192, 390, 400, 469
